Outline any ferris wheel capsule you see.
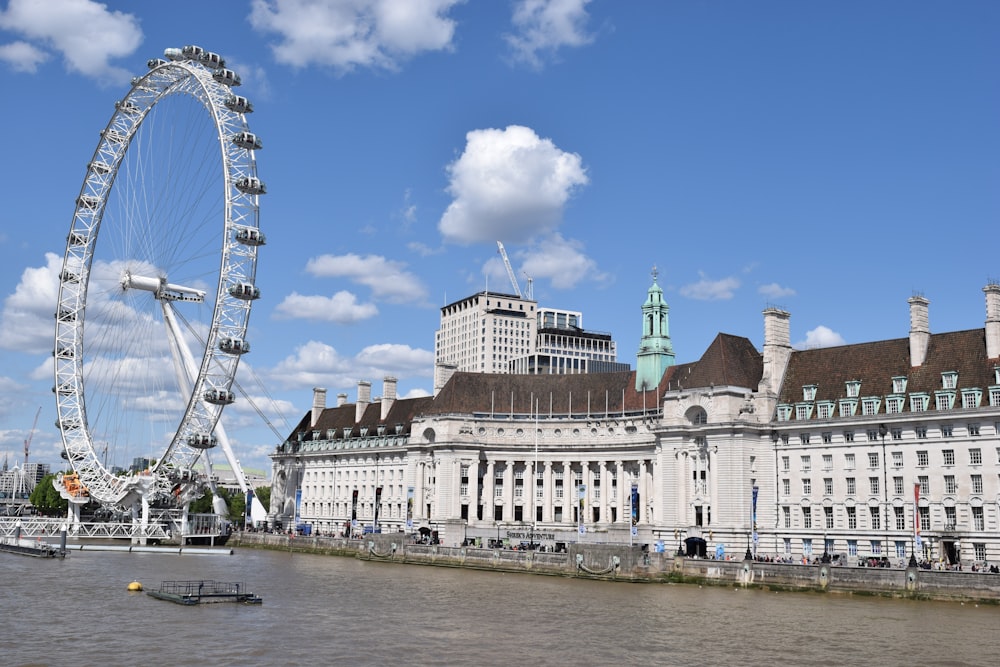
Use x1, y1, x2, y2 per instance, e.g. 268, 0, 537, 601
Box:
212, 68, 241, 87
235, 176, 266, 195
231, 131, 262, 150
218, 337, 250, 355
225, 95, 253, 114
181, 45, 204, 60
235, 227, 266, 246
186, 433, 218, 450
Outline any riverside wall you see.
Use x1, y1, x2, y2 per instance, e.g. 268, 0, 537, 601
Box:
231, 532, 1000, 604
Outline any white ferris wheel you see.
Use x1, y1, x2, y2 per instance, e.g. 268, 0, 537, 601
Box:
53, 45, 265, 513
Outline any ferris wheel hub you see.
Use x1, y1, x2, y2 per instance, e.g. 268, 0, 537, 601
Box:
120, 270, 206, 303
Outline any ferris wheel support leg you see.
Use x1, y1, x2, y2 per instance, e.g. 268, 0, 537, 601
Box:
130, 496, 150, 545
66, 502, 81, 535
163, 300, 256, 517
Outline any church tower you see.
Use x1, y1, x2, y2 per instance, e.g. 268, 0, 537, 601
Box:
635, 266, 675, 391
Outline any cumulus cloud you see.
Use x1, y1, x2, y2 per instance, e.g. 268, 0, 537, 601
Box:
249, 0, 461, 71
0, 0, 142, 84
266, 339, 432, 389
0, 39, 48, 71
679, 273, 740, 301
0, 252, 61, 354
797, 325, 847, 350
439, 125, 588, 245
304, 253, 429, 303
273, 291, 379, 323
758, 282, 796, 300
480, 233, 604, 292
505, 0, 594, 69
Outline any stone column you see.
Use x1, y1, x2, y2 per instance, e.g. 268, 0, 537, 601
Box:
483, 459, 495, 522
676, 452, 688, 527
415, 461, 425, 521
504, 460, 516, 523
639, 459, 648, 524
708, 446, 718, 529
543, 460, 553, 523
525, 459, 535, 525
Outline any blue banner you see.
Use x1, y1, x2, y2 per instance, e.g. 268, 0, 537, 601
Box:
630, 483, 639, 526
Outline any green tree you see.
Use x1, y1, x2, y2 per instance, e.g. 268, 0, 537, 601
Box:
188, 488, 215, 514
29, 473, 69, 516
253, 485, 270, 513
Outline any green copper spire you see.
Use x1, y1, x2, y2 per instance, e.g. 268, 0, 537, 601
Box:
636, 265, 675, 391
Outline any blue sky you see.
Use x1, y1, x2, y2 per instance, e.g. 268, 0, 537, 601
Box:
1, 0, 998, 477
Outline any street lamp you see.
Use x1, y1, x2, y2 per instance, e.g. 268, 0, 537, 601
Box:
822, 530, 830, 563
745, 530, 752, 560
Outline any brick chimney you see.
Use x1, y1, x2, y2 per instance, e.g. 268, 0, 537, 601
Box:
759, 307, 791, 396
381, 376, 398, 420
985, 283, 1000, 360
311, 387, 327, 428
356, 380, 371, 423
908, 295, 930, 367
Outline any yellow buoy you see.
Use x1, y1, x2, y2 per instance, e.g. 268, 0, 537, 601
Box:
127, 581, 143, 592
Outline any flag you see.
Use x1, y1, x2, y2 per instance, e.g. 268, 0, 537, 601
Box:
406, 486, 414, 527
913, 481, 922, 549
630, 483, 639, 525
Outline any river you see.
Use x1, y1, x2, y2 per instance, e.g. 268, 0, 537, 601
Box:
2, 545, 997, 666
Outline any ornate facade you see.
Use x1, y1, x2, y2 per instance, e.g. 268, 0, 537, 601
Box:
270, 281, 1000, 566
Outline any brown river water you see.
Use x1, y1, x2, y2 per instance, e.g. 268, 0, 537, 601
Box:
2, 545, 997, 666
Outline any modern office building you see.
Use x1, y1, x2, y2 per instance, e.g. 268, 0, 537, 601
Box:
434, 291, 537, 393
271, 279, 1000, 566
510, 307, 627, 376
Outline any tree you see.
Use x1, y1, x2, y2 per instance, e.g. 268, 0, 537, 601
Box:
29, 473, 69, 516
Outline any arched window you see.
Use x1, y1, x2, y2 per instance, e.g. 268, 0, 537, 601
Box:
687, 407, 708, 425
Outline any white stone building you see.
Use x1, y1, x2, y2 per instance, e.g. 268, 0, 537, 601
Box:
271, 278, 1000, 566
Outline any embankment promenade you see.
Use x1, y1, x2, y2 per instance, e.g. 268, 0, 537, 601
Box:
231, 532, 1000, 604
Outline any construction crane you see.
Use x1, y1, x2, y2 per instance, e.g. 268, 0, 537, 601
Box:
24, 406, 40, 468
496, 241, 522, 298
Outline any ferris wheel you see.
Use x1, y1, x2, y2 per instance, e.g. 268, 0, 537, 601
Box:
53, 45, 265, 508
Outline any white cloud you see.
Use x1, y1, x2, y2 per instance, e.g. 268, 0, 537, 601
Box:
439, 125, 588, 245
0, 39, 48, 72
273, 291, 379, 323
407, 241, 442, 257
505, 0, 594, 69
249, 0, 461, 71
481, 234, 607, 293
679, 273, 740, 301
265, 339, 432, 389
356, 343, 433, 376
0, 252, 61, 354
304, 253, 429, 303
797, 325, 846, 350
0, 0, 142, 84
758, 282, 796, 300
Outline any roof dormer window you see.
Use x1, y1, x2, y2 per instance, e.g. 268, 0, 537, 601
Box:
846, 380, 861, 398
803, 385, 817, 401
892, 376, 908, 394
942, 371, 958, 389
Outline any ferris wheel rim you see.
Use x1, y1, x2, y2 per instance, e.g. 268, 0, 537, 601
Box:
53, 47, 263, 506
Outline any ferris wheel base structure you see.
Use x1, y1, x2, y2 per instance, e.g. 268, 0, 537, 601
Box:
53, 44, 269, 539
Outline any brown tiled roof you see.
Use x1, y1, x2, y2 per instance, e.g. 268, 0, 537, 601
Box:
663, 333, 763, 392
778, 328, 993, 417
424, 370, 667, 416
292, 395, 435, 442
